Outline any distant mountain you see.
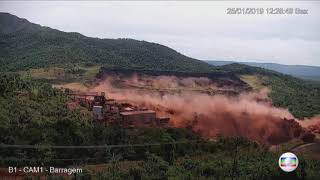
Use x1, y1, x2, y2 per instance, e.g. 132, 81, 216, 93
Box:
206, 60, 320, 81
0, 12, 41, 34
0, 12, 213, 72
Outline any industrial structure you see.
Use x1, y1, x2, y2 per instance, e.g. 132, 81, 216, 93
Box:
64, 88, 170, 128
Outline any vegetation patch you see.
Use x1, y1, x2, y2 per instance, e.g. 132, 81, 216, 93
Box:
240, 74, 267, 91
19, 64, 100, 84
263, 75, 320, 119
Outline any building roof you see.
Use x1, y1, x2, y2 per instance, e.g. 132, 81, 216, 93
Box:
93, 106, 103, 109
120, 110, 155, 116
67, 91, 100, 96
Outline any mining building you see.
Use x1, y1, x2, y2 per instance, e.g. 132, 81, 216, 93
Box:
120, 110, 156, 127
64, 88, 169, 128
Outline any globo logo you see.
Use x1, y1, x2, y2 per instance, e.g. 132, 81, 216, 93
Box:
279, 152, 299, 172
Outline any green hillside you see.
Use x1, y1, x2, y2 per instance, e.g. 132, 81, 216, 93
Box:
222, 64, 320, 119
0, 12, 212, 72
264, 74, 320, 119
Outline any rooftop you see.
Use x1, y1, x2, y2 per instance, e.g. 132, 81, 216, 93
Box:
120, 110, 155, 116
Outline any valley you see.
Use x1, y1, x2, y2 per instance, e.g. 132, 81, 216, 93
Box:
0, 12, 320, 179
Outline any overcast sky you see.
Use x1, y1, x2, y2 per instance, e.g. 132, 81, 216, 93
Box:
1, 1, 319, 66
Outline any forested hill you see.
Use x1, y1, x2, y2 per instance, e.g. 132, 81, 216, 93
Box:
0, 12, 213, 72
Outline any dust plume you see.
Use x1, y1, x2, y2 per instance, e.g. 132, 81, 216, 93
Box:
90, 75, 315, 145
300, 116, 320, 134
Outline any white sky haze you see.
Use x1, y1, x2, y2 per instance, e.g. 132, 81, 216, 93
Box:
0, 1, 319, 66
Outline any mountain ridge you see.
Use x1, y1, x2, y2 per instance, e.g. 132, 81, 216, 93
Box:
0, 12, 42, 34
207, 60, 320, 81
0, 12, 214, 73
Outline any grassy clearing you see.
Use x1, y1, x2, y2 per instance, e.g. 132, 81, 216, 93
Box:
270, 139, 305, 152
240, 74, 267, 91
53, 82, 90, 91
19, 65, 100, 84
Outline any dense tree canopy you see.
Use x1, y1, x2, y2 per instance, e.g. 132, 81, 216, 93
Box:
221, 64, 320, 118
